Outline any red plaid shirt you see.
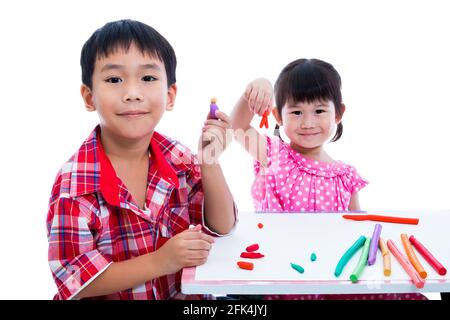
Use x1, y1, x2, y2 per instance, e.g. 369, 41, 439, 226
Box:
47, 126, 232, 300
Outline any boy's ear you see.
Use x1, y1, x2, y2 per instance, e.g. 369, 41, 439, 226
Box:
80, 84, 96, 112
336, 103, 346, 123
272, 107, 283, 125
165, 83, 177, 111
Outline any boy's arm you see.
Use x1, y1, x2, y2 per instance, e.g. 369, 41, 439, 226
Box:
230, 78, 273, 166
48, 197, 213, 300
200, 162, 236, 235
196, 111, 236, 235
74, 226, 214, 299
73, 252, 164, 299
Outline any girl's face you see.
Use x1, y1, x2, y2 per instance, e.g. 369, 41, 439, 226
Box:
280, 99, 340, 152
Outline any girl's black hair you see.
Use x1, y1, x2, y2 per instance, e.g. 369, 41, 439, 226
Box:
274, 58, 344, 142
80, 19, 176, 89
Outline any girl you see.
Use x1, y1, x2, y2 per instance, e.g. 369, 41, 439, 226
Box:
232, 58, 366, 213
230, 58, 426, 300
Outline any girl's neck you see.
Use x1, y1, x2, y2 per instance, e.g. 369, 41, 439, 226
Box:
289, 143, 334, 163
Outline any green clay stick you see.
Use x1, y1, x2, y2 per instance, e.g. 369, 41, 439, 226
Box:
334, 235, 366, 277
290, 262, 305, 274
350, 237, 371, 283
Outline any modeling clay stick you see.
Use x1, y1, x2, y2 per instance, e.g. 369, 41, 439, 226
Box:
401, 234, 427, 279
368, 224, 382, 265
379, 238, 391, 276
334, 235, 366, 277
409, 235, 447, 276
387, 239, 424, 289
342, 214, 419, 225
350, 237, 371, 283
246, 243, 259, 252
237, 261, 254, 270
259, 110, 270, 129
240, 252, 265, 259
290, 262, 305, 274
209, 97, 219, 119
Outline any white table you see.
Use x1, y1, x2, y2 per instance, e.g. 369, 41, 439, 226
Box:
182, 211, 450, 295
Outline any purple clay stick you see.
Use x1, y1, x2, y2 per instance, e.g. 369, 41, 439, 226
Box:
368, 223, 382, 265
210, 97, 219, 119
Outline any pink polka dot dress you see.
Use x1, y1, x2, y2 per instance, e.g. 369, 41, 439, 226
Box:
252, 135, 368, 212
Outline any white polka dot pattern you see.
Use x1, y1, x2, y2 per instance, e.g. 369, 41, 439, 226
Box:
251, 135, 368, 212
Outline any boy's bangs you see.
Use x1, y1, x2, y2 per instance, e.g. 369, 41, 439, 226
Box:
96, 36, 163, 62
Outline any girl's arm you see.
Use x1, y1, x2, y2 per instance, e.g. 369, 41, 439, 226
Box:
348, 192, 361, 211
230, 78, 273, 166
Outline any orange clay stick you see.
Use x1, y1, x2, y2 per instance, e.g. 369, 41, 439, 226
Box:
379, 238, 391, 276
387, 239, 424, 289
401, 233, 427, 279
237, 261, 254, 270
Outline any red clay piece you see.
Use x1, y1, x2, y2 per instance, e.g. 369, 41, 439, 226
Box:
237, 261, 254, 270
240, 252, 265, 259
246, 244, 259, 252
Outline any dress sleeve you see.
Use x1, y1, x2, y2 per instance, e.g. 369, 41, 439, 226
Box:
47, 196, 112, 300
348, 166, 369, 194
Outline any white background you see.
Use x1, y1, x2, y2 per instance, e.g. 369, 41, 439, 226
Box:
0, 0, 448, 299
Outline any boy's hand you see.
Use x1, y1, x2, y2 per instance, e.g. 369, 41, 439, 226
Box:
198, 110, 232, 165
157, 225, 215, 275
244, 78, 274, 116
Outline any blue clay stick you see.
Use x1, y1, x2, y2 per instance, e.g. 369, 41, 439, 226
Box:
334, 235, 366, 277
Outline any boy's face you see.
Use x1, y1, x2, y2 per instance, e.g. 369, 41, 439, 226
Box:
81, 43, 176, 141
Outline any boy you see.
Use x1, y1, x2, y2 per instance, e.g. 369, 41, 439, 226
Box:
46, 19, 236, 300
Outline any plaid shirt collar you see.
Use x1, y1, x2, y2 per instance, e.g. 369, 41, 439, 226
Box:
69, 125, 180, 206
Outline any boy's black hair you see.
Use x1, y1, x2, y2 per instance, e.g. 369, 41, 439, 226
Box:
81, 19, 176, 89
274, 58, 344, 142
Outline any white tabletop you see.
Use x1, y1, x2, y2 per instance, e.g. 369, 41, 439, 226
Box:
182, 210, 450, 294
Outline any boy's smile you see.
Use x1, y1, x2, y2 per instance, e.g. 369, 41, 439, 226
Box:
81, 43, 176, 144
117, 110, 150, 118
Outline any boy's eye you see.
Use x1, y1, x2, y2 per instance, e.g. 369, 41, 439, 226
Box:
316, 109, 326, 114
106, 77, 122, 83
291, 111, 302, 115
142, 75, 156, 82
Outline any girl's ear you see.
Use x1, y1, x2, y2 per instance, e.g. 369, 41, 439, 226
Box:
166, 83, 177, 111
336, 103, 346, 123
272, 107, 283, 125
81, 85, 96, 112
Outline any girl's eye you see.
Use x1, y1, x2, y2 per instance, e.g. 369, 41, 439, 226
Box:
106, 77, 122, 83
291, 111, 302, 115
142, 75, 156, 82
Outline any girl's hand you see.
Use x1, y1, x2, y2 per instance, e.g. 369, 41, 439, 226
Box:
156, 224, 215, 275
244, 78, 274, 116
198, 110, 232, 165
